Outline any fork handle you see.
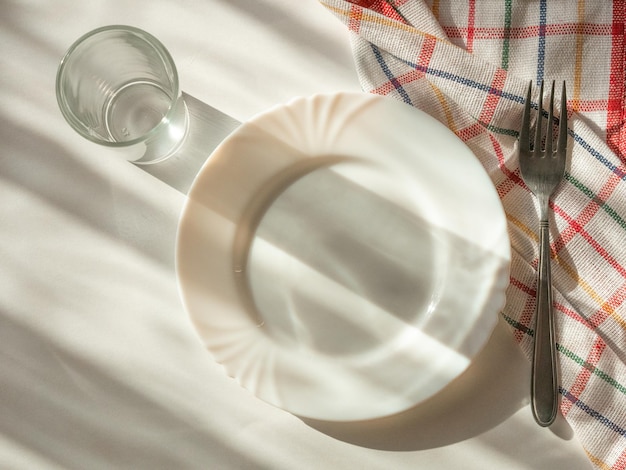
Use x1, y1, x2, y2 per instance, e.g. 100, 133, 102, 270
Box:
531, 221, 559, 427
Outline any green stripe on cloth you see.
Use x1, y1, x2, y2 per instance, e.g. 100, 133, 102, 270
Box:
559, 343, 626, 396
502, 0, 513, 69
502, 312, 533, 336
565, 173, 626, 231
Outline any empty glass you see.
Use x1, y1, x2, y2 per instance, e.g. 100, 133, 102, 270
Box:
56, 25, 188, 164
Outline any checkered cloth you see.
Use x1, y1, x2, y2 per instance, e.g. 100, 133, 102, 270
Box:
320, 0, 626, 468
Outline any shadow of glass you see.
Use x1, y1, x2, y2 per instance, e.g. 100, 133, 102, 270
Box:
139, 93, 241, 194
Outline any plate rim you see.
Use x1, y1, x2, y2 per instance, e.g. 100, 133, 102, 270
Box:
175, 91, 511, 421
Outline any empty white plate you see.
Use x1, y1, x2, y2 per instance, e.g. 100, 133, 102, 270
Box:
176, 92, 510, 421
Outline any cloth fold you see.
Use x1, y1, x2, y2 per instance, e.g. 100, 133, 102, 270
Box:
320, 1, 626, 468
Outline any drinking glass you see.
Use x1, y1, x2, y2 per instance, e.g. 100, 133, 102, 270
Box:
56, 25, 188, 164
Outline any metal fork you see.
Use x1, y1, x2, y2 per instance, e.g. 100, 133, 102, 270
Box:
519, 80, 568, 427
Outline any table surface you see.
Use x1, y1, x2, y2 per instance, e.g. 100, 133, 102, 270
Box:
0, 1, 595, 469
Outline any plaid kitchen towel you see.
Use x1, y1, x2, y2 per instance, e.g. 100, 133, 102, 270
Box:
320, 0, 626, 468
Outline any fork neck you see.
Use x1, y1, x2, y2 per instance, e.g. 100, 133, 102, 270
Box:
538, 195, 551, 222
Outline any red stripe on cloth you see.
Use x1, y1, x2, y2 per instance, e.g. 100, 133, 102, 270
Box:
606, 0, 626, 160
467, 0, 476, 52
489, 134, 524, 200
495, 173, 518, 199
612, 448, 626, 470
479, 69, 507, 124
348, 4, 364, 33
509, 277, 537, 343
554, 204, 626, 279
508, 270, 620, 345
509, 276, 535, 297
378, 1, 406, 22
588, 280, 626, 329
456, 122, 485, 141
572, 99, 610, 112
371, 37, 436, 95
346, 0, 377, 8
457, 69, 507, 141
370, 70, 422, 96
552, 172, 622, 258
556, 300, 589, 326
561, 337, 607, 416
346, 0, 406, 22
370, 74, 419, 96
443, 23, 614, 40
417, 36, 437, 74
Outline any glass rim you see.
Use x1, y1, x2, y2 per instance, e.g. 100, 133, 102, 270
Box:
55, 24, 181, 147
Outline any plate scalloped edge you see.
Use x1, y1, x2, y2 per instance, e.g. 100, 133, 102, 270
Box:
175, 92, 511, 421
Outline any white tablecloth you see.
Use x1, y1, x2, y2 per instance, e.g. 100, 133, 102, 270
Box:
0, 1, 594, 468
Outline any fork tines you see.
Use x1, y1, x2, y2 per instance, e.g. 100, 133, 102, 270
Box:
520, 80, 568, 157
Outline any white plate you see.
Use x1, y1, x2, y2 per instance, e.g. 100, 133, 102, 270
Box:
176, 92, 510, 421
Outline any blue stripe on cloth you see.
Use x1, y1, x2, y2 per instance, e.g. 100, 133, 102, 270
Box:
377, 49, 626, 182
573, 132, 626, 180
371, 45, 414, 105
561, 387, 626, 437
399, 57, 525, 104
401, 61, 626, 180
